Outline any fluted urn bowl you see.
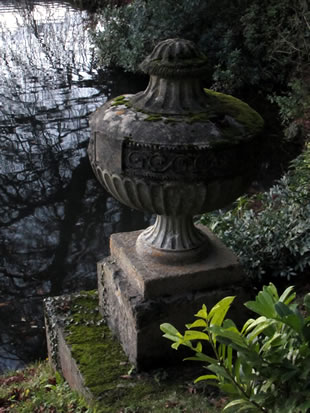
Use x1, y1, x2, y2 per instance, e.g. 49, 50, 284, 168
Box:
88, 39, 264, 264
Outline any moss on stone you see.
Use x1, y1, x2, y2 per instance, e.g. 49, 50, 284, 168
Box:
60, 291, 218, 413
111, 95, 130, 107
204, 88, 264, 136
145, 114, 163, 121
62, 292, 163, 411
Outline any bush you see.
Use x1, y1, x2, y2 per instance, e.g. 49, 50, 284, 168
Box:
201, 143, 310, 281
92, 0, 211, 73
92, 0, 309, 135
92, 0, 309, 88
161, 283, 310, 412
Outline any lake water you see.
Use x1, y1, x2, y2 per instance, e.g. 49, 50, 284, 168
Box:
0, 0, 147, 372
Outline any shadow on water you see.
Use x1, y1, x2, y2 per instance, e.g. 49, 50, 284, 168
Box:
0, 0, 148, 372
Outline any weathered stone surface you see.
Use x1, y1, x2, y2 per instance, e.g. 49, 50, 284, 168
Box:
109, 225, 243, 299
44, 296, 92, 401
98, 254, 249, 370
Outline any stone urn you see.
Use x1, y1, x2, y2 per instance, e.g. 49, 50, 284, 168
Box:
88, 38, 264, 265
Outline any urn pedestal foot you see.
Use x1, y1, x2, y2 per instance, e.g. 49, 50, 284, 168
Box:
136, 215, 210, 265
98, 225, 249, 369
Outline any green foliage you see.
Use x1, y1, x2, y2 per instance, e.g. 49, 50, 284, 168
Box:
92, 0, 209, 73
161, 283, 310, 412
0, 359, 222, 413
92, 0, 309, 135
269, 79, 310, 140
0, 362, 93, 412
201, 144, 310, 281
93, 0, 309, 88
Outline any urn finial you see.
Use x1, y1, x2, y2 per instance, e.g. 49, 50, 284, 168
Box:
129, 38, 211, 114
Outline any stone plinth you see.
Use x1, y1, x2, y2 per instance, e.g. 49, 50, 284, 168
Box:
99, 225, 248, 369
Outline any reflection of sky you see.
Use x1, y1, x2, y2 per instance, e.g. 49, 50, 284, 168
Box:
0, 1, 72, 28
0, 2, 95, 80
0, 0, 103, 174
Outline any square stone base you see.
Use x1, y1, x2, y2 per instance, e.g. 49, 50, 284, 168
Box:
99, 226, 249, 369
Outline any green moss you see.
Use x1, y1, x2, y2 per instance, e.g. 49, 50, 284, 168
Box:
60, 291, 220, 413
62, 292, 161, 411
111, 95, 130, 107
204, 88, 264, 136
145, 114, 163, 121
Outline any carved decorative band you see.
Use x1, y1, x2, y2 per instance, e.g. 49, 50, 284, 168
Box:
122, 140, 253, 181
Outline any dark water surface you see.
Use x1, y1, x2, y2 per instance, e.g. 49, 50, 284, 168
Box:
0, 0, 147, 372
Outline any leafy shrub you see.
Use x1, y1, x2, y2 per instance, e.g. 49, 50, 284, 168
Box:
201, 144, 310, 281
92, 0, 211, 73
92, 0, 309, 88
269, 79, 310, 141
161, 283, 310, 412
92, 0, 309, 135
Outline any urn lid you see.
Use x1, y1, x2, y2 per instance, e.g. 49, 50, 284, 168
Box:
130, 38, 211, 114
139, 38, 209, 79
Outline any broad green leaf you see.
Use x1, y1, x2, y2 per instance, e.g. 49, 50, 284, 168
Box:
195, 304, 208, 320
184, 330, 209, 341
210, 326, 248, 348
219, 382, 240, 395
209, 296, 235, 326
275, 302, 293, 317
265, 282, 279, 300
171, 342, 181, 350
194, 374, 219, 383
162, 333, 181, 343
194, 341, 202, 353
245, 289, 277, 318
207, 363, 232, 380
223, 399, 256, 411
160, 323, 181, 337
282, 313, 304, 333
186, 319, 207, 329
223, 319, 237, 329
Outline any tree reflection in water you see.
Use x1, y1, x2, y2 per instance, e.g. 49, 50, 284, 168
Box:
0, 0, 147, 372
